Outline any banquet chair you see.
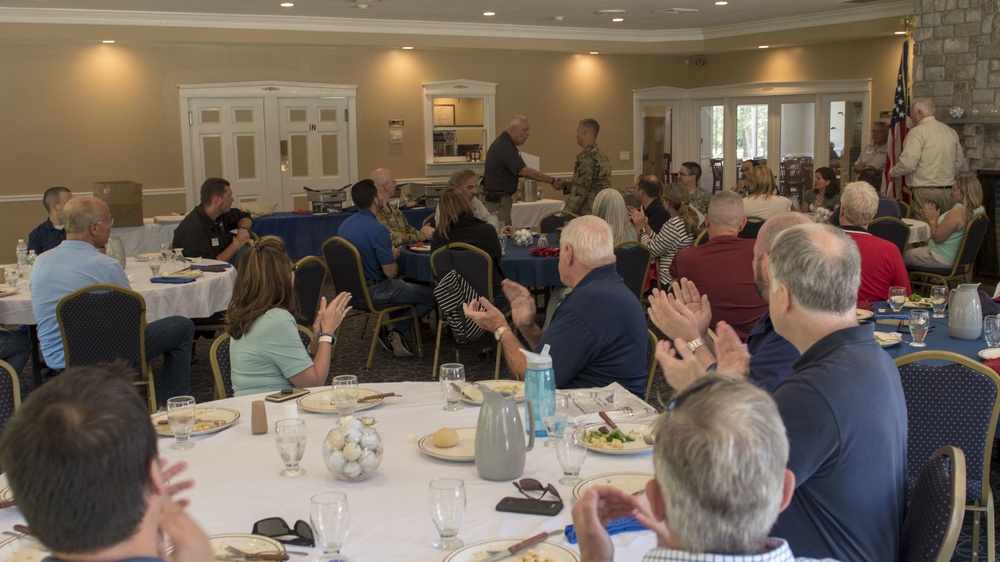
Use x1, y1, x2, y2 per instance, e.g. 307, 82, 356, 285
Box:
738, 216, 765, 240
56, 284, 156, 413
430, 243, 503, 379
293, 256, 329, 327
894, 351, 999, 562
0, 359, 20, 438
422, 213, 435, 228
613, 242, 652, 301
645, 329, 660, 401
710, 158, 723, 193
908, 214, 989, 293
210, 325, 313, 400
899, 445, 966, 562
693, 230, 709, 246
322, 236, 422, 369
538, 211, 577, 234
899, 200, 911, 219
868, 216, 910, 256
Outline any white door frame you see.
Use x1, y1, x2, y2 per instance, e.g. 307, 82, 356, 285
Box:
178, 81, 359, 210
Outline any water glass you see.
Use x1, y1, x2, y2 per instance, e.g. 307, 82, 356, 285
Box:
148, 256, 162, 277
542, 394, 569, 448
498, 234, 507, 256
160, 242, 173, 261
555, 426, 587, 485
311, 492, 351, 559
439, 363, 465, 411
537, 233, 549, 248
985, 315, 1000, 348
908, 309, 930, 347
888, 286, 907, 313
4, 266, 18, 288
275, 418, 307, 477
930, 285, 948, 318
166, 396, 196, 450
172, 248, 185, 264
428, 478, 466, 550
332, 375, 359, 417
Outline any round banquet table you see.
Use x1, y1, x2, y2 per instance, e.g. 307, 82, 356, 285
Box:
869, 301, 990, 362
0, 382, 660, 561
901, 218, 930, 245
399, 235, 563, 288
0, 258, 237, 325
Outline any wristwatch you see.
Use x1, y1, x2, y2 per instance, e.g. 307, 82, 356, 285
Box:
686, 338, 706, 354
317, 331, 337, 345
494, 326, 510, 341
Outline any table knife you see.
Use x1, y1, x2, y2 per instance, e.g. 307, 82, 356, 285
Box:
480, 529, 563, 562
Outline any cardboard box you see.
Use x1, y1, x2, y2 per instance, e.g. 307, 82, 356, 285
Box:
93, 181, 144, 227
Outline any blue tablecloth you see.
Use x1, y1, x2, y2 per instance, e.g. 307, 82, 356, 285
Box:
871, 302, 989, 362
254, 208, 435, 259
398, 234, 564, 287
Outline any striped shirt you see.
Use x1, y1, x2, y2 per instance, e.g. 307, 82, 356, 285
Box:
641, 215, 694, 285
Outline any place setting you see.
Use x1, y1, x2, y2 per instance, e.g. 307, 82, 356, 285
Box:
296, 375, 395, 415
150, 396, 241, 450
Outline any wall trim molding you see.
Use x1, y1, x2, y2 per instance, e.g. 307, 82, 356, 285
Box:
0, 187, 184, 204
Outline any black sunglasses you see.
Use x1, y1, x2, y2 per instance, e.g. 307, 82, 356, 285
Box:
513, 478, 562, 502
251, 517, 315, 547
667, 376, 722, 412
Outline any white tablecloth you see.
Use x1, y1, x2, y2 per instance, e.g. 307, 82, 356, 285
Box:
0, 258, 236, 324
512, 199, 566, 230
112, 217, 181, 257
902, 218, 930, 244
0, 382, 660, 561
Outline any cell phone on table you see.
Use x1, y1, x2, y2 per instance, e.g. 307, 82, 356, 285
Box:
265, 388, 310, 402
496, 497, 563, 516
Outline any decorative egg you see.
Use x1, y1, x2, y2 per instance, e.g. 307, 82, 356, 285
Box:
359, 429, 380, 449
342, 442, 361, 461
343, 418, 363, 431
342, 461, 362, 478
358, 449, 377, 469
326, 431, 346, 451
345, 427, 363, 444
326, 450, 346, 471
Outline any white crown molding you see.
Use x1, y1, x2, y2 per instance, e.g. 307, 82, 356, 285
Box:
0, 187, 183, 204
0, 3, 910, 44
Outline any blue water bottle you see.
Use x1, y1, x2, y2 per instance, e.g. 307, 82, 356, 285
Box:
520, 345, 555, 437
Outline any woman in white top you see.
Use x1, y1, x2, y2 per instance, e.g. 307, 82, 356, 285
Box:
741, 165, 791, 220
629, 182, 700, 285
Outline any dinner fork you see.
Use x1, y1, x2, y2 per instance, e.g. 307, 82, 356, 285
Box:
642, 431, 655, 446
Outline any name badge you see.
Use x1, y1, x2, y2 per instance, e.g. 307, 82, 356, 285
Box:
211, 238, 220, 247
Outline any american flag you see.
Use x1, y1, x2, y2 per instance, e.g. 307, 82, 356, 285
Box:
883, 40, 910, 202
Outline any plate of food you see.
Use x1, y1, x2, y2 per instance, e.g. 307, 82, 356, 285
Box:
409, 245, 432, 252
297, 388, 384, 414
0, 287, 19, 298
134, 252, 163, 261
0, 532, 48, 561
581, 422, 653, 455
572, 471, 654, 501
856, 309, 874, 321
462, 380, 526, 404
417, 427, 476, 462
979, 348, 1000, 360
165, 533, 286, 557
443, 538, 579, 562
151, 406, 240, 437
874, 331, 903, 347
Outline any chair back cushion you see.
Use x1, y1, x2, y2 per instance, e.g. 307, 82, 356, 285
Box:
898, 446, 966, 562
294, 257, 328, 327
539, 212, 575, 233
868, 217, 910, 255
955, 214, 989, 272
322, 237, 373, 312
738, 219, 765, 240
0, 361, 17, 437
58, 285, 145, 374
214, 335, 233, 398
431, 244, 493, 300
613, 243, 652, 300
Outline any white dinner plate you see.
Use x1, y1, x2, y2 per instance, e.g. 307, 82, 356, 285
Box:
164, 533, 285, 556
903, 298, 932, 308
297, 388, 384, 414
0, 287, 19, 298
0, 533, 48, 561
581, 422, 653, 455
461, 380, 525, 404
874, 331, 902, 347
409, 245, 432, 252
417, 427, 476, 462
151, 406, 240, 437
855, 309, 873, 320
572, 471, 655, 501
444, 538, 579, 562
978, 348, 1000, 360
134, 252, 162, 261
0, 486, 11, 503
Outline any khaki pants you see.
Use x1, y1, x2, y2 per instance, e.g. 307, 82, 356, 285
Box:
483, 194, 513, 226
910, 187, 953, 217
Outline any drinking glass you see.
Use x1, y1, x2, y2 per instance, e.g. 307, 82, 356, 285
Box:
148, 256, 162, 277
166, 396, 196, 451
555, 426, 587, 485
888, 286, 907, 313
439, 363, 465, 411
930, 285, 948, 318
172, 248, 185, 265
908, 309, 930, 347
428, 478, 466, 550
311, 492, 351, 559
537, 233, 549, 248
160, 242, 173, 261
274, 418, 307, 477
5, 266, 18, 289
331, 375, 359, 417
985, 315, 1000, 348
542, 394, 569, 448
498, 234, 507, 256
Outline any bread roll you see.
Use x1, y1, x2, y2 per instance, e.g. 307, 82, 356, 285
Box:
432, 428, 459, 448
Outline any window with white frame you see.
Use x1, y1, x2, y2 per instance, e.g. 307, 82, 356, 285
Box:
423, 79, 496, 176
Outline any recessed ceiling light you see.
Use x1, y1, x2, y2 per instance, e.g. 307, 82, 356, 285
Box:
715, 1, 728, 4
402, 46, 414, 50
483, 11, 495, 16
612, 17, 624, 22
102, 40, 115, 44
758, 45, 769, 49
589, 51, 599, 55
280, 2, 294, 6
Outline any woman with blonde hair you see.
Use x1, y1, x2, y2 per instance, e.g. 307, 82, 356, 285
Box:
227, 235, 352, 396
592, 188, 637, 245
904, 175, 984, 268
628, 182, 700, 284
742, 165, 791, 220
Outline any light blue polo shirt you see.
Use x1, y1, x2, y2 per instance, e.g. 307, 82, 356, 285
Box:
230, 308, 314, 396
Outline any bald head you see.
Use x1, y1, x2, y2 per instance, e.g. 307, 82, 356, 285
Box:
769, 224, 861, 315
63, 197, 110, 235
756, 212, 811, 257
706, 191, 745, 234
911, 98, 935, 122
369, 168, 396, 202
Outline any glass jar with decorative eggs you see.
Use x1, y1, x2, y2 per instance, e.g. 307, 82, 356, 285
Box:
322, 416, 383, 481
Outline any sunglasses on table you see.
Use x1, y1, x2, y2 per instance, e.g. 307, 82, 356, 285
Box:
513, 478, 562, 503
251, 517, 315, 547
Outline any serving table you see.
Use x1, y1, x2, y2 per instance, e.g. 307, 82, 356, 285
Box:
0, 382, 659, 561
511, 199, 565, 231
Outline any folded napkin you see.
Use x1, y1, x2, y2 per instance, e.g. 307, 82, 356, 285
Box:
564, 515, 646, 544
873, 314, 909, 320
985, 358, 1000, 372
530, 247, 560, 258
190, 263, 233, 270
150, 276, 196, 284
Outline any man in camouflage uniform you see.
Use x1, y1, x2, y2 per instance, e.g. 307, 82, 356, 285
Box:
371, 168, 434, 246
562, 119, 611, 216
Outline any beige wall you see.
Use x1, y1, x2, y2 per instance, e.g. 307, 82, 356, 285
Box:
0, 30, 902, 261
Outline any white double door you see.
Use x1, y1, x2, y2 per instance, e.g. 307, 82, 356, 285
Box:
182, 83, 357, 211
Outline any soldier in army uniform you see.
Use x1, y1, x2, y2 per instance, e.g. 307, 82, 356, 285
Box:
371, 168, 434, 246
562, 119, 611, 216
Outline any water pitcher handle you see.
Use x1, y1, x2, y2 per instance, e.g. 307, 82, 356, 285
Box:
524, 398, 535, 452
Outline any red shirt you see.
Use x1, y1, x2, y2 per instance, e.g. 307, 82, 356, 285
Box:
670, 235, 767, 340
844, 227, 912, 306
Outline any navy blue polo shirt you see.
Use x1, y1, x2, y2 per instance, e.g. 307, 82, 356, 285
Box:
27, 219, 65, 255
338, 209, 394, 282
746, 312, 800, 393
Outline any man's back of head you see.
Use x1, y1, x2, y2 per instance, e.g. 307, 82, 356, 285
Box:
770, 224, 860, 315
43, 186, 72, 213
62, 196, 107, 237
561, 215, 615, 269
653, 376, 790, 553
840, 182, 879, 227
635, 175, 662, 202
755, 212, 812, 256
0, 363, 158, 556
706, 191, 745, 236
351, 179, 379, 211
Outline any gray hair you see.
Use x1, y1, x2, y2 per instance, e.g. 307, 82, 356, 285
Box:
769, 224, 860, 314
63, 197, 106, 235
592, 189, 636, 246
507, 115, 528, 129
654, 377, 789, 554
840, 182, 879, 226
707, 191, 744, 230
911, 97, 935, 118
561, 215, 615, 267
